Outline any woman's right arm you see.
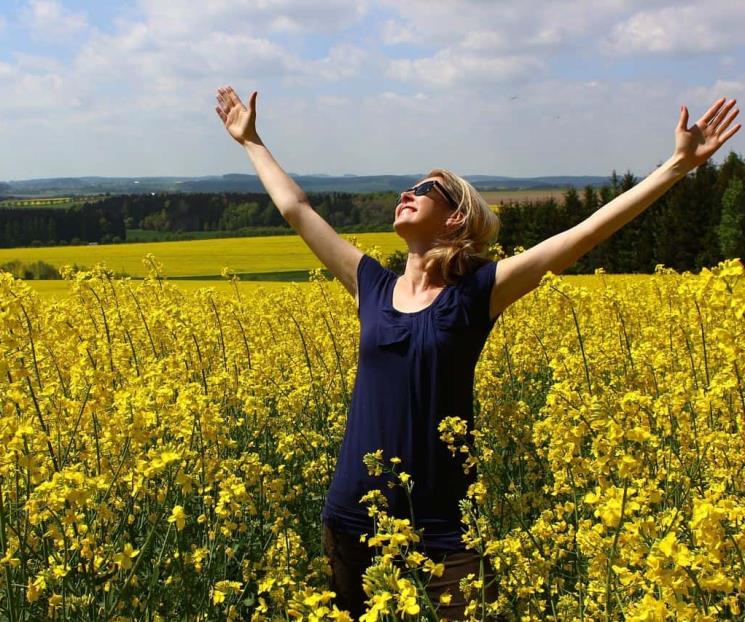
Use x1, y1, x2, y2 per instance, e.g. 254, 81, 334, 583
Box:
215, 86, 363, 300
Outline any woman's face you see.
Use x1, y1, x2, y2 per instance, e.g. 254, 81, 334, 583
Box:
393, 177, 457, 239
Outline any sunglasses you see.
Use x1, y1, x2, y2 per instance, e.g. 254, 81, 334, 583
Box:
399, 180, 458, 210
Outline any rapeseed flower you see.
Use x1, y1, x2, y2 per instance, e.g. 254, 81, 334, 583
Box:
1, 256, 743, 619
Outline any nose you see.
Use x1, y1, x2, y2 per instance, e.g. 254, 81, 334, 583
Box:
396, 190, 413, 214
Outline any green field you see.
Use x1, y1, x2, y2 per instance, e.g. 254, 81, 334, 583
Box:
0, 232, 406, 278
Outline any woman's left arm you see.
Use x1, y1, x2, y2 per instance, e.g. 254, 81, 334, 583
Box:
490, 97, 741, 318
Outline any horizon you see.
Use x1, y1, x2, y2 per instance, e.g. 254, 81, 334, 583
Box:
1, 1, 743, 180
3, 171, 616, 184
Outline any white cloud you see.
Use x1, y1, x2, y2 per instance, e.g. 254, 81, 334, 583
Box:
381, 0, 745, 67
317, 95, 349, 107
297, 43, 367, 82
388, 50, 543, 88
13, 53, 64, 73
69, 25, 365, 128
2, 0, 744, 179
21, 0, 88, 40
133, 0, 368, 37
378, 0, 634, 52
376, 91, 435, 113
461, 31, 509, 53
0, 62, 76, 117
603, 2, 745, 55
261, 0, 368, 33
378, 2, 620, 90
380, 19, 415, 45
680, 81, 745, 115
74, 25, 299, 100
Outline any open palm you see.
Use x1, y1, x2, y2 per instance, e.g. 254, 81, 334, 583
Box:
215, 87, 258, 145
675, 98, 740, 169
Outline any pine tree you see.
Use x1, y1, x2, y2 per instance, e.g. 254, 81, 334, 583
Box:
718, 177, 745, 260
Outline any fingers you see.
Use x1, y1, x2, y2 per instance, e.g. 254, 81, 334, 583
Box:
699, 97, 727, 126
717, 106, 741, 144
216, 85, 240, 114
707, 98, 737, 131
720, 122, 742, 143
215, 85, 258, 128
225, 87, 242, 107
716, 105, 739, 136
216, 88, 230, 115
677, 105, 689, 131
719, 123, 742, 143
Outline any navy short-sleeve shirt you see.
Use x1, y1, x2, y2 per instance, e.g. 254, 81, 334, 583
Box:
322, 253, 498, 551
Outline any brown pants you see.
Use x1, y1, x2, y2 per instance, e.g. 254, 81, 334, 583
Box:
322, 521, 501, 621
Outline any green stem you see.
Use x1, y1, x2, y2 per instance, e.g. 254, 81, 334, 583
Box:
0, 477, 18, 622
604, 480, 628, 622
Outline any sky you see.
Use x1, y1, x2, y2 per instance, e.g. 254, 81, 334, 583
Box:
0, 0, 743, 180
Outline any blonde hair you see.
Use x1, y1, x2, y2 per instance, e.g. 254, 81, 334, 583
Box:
422, 168, 500, 284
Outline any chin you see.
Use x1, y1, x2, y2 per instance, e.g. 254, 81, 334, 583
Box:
393, 220, 408, 234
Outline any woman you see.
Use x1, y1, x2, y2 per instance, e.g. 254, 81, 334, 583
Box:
215, 87, 740, 619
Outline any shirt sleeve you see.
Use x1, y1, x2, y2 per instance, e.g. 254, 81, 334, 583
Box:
463, 259, 498, 329
356, 254, 390, 318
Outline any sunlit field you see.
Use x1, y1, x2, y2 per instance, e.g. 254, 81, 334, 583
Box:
24, 278, 307, 299
0, 197, 80, 208
1, 242, 743, 620
4, 231, 652, 302
0, 232, 406, 278
24, 273, 645, 301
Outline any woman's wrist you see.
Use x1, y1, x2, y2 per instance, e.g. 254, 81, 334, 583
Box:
241, 133, 263, 149
242, 136, 268, 166
657, 153, 692, 183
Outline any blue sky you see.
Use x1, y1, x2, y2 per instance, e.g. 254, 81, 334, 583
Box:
0, 0, 743, 180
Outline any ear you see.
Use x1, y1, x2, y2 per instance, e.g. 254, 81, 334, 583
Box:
446, 211, 466, 229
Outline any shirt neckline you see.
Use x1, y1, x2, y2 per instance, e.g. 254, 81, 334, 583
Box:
387, 274, 454, 315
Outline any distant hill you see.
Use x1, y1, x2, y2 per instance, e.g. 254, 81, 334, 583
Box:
1, 174, 610, 197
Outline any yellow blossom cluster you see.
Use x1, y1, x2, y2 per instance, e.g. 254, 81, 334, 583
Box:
0, 254, 742, 620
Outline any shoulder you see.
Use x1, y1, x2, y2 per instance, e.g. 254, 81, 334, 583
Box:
459, 257, 498, 288
358, 254, 393, 280
355, 254, 395, 311
458, 258, 499, 323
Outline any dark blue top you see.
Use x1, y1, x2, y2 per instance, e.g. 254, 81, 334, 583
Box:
321, 253, 498, 551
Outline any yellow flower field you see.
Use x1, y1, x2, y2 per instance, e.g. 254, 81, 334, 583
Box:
0, 247, 743, 621
0, 232, 405, 278
23, 274, 641, 301
24, 278, 306, 300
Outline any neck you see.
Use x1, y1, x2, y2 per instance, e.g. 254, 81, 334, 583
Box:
400, 250, 445, 292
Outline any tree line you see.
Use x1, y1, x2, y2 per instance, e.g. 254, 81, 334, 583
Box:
1, 152, 742, 273
0, 202, 126, 247
500, 152, 744, 273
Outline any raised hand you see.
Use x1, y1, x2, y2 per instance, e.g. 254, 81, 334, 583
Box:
674, 97, 741, 170
215, 87, 258, 145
